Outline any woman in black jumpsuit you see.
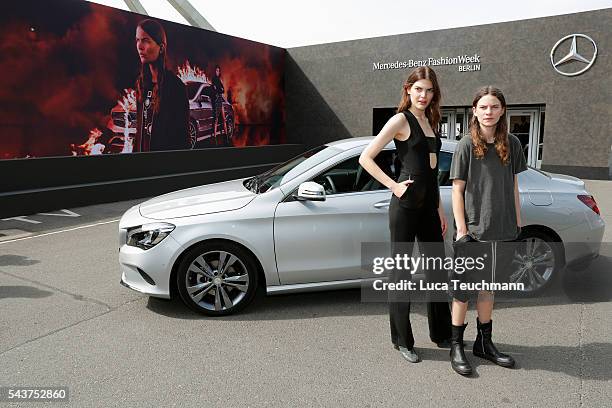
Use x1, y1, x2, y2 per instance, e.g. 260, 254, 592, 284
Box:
359, 66, 452, 363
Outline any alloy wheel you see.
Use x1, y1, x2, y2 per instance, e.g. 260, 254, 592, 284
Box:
188, 121, 197, 149
225, 113, 234, 139
184, 250, 250, 312
509, 237, 556, 293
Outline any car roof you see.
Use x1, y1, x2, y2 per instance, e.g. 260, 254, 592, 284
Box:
325, 136, 459, 151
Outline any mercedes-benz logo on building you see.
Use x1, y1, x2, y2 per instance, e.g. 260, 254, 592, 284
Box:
550, 34, 597, 77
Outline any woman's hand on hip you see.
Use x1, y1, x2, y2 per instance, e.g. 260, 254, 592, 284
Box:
392, 179, 413, 198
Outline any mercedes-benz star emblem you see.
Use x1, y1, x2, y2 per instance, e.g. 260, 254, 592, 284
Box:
550, 34, 597, 77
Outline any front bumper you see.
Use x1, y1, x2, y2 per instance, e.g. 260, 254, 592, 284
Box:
118, 233, 183, 299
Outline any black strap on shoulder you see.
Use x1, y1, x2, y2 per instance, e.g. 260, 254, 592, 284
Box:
401, 109, 415, 126
402, 109, 427, 142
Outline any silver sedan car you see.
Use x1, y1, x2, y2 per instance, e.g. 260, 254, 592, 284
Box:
118, 137, 605, 315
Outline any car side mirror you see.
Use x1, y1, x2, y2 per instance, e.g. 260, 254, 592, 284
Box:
295, 181, 326, 201
199, 95, 210, 103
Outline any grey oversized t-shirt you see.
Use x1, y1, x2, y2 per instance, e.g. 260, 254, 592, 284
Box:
449, 133, 528, 241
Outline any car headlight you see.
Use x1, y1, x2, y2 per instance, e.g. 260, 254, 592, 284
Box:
126, 223, 175, 250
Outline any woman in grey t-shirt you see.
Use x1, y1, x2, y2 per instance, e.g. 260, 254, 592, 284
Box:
447, 86, 527, 376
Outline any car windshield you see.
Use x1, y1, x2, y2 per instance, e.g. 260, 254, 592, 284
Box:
186, 82, 202, 100
247, 145, 341, 193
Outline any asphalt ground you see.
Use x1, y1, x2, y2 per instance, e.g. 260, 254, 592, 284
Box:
0, 181, 610, 407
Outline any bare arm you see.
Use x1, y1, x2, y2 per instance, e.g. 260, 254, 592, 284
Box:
359, 113, 411, 197
438, 191, 448, 236
452, 179, 467, 239
514, 174, 521, 227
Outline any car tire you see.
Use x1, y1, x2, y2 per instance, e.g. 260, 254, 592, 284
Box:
225, 111, 234, 140
176, 241, 259, 316
508, 229, 563, 296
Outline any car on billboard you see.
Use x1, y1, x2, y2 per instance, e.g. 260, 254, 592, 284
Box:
185, 81, 235, 147
118, 137, 605, 316
106, 81, 234, 151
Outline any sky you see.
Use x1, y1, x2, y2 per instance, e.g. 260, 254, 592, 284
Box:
90, 0, 612, 48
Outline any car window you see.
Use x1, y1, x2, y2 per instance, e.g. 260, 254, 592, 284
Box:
186, 83, 201, 100
201, 85, 214, 99
256, 145, 341, 193
438, 151, 453, 186
311, 150, 397, 195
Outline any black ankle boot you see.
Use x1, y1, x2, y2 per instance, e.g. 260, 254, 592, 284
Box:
450, 323, 472, 376
473, 319, 515, 368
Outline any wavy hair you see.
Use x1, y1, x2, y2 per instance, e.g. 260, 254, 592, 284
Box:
469, 86, 510, 165
396, 66, 442, 132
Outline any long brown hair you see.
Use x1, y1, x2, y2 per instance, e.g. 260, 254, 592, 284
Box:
136, 19, 167, 114
396, 66, 442, 132
469, 86, 510, 165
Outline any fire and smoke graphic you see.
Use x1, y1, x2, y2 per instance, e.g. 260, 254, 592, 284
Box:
0, 0, 285, 159
217, 53, 284, 126
71, 88, 137, 156
118, 89, 136, 113
177, 60, 209, 84
0, 4, 125, 159
115, 88, 136, 153
70, 128, 104, 156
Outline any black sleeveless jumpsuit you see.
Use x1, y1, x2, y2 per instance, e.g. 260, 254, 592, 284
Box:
388, 110, 452, 349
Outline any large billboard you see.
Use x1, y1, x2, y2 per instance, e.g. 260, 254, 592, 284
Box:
0, 0, 286, 159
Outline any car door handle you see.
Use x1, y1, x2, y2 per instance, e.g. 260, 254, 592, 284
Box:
374, 201, 390, 209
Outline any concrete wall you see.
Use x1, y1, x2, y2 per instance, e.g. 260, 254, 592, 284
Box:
286, 9, 612, 179
0, 144, 304, 218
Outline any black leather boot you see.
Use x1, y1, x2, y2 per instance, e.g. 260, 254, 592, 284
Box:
450, 323, 472, 376
472, 319, 515, 368
435, 339, 452, 348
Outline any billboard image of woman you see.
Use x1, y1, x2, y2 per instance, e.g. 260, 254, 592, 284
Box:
0, 0, 285, 159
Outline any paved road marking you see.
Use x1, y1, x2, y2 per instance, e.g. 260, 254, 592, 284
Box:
1, 209, 81, 224
0, 229, 32, 242
1, 216, 42, 224
0, 219, 119, 245
37, 209, 80, 217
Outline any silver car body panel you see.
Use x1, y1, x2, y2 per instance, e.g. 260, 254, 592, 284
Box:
274, 189, 390, 284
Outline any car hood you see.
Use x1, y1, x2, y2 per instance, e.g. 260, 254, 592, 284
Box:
139, 178, 256, 219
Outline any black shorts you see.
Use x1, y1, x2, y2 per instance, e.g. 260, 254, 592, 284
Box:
449, 235, 518, 302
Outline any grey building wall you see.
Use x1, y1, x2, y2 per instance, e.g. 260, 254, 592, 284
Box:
286, 9, 612, 179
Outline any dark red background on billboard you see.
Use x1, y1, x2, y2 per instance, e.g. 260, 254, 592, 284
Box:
0, 0, 286, 159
